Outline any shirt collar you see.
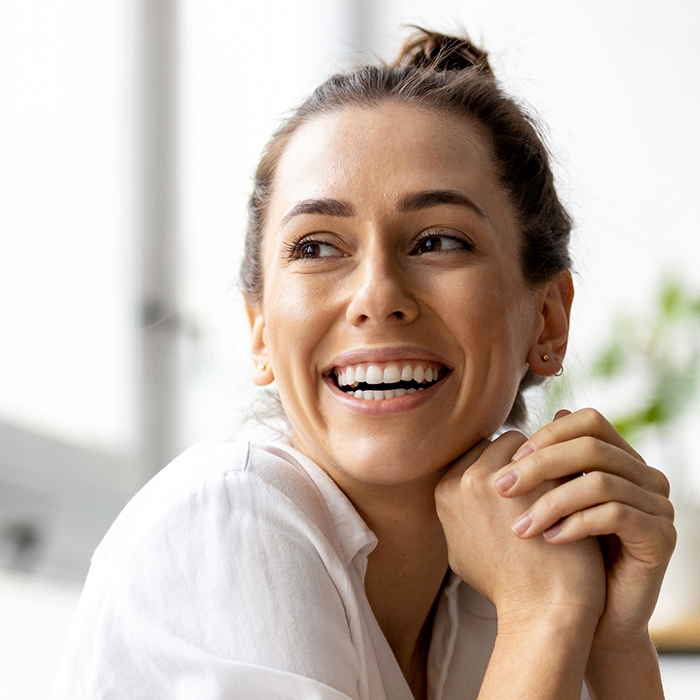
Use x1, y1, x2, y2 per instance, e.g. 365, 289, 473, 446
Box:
269, 441, 378, 567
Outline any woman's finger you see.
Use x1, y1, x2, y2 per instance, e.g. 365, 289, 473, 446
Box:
536, 502, 677, 568
511, 471, 675, 539
494, 437, 670, 498
439, 436, 493, 485
512, 407, 644, 462
437, 432, 524, 507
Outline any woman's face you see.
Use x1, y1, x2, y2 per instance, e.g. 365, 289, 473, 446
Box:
250, 103, 560, 489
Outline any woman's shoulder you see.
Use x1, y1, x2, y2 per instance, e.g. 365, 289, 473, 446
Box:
92, 440, 342, 566
54, 441, 373, 699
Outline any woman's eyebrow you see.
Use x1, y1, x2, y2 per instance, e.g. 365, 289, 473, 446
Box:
279, 190, 485, 228
280, 198, 356, 226
398, 189, 487, 218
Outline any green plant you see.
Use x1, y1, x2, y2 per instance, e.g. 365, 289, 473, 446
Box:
545, 275, 700, 443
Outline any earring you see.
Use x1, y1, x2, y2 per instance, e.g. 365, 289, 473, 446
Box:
259, 364, 267, 372
542, 354, 564, 376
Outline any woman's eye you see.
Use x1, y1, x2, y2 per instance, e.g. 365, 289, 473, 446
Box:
413, 234, 472, 255
289, 239, 343, 260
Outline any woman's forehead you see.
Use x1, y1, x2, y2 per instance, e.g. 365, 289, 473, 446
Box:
266, 103, 507, 228
281, 103, 492, 171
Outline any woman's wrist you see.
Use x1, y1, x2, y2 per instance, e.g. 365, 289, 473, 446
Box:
494, 582, 603, 638
585, 631, 664, 700
479, 610, 598, 700
496, 603, 600, 652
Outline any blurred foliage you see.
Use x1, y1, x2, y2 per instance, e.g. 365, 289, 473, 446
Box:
548, 275, 700, 442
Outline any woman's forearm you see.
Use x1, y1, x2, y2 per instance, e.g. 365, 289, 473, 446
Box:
477, 611, 597, 700
585, 634, 664, 700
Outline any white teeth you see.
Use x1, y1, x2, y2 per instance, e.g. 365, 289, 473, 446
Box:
407, 388, 417, 394
336, 361, 443, 388
351, 388, 409, 400
366, 365, 383, 385
383, 363, 401, 383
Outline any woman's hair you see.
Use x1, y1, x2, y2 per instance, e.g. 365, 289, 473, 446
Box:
241, 28, 572, 427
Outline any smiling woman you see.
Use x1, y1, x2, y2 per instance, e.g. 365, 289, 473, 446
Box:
51, 29, 676, 700
250, 103, 549, 488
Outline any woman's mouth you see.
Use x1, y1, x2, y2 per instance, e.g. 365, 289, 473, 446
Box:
330, 361, 447, 400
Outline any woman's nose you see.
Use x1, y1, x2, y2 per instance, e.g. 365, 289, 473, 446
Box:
345, 252, 419, 327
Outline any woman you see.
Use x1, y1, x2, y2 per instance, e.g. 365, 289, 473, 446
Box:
52, 30, 676, 700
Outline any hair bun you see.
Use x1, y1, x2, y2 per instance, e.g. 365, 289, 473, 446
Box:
394, 28, 493, 78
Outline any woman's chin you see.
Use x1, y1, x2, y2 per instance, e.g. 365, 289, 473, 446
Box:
304, 431, 477, 489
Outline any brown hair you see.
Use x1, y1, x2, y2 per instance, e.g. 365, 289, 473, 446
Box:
241, 28, 572, 426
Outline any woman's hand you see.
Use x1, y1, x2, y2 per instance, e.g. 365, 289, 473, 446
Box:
491, 408, 676, 699
435, 431, 606, 699
436, 430, 605, 626
493, 408, 676, 646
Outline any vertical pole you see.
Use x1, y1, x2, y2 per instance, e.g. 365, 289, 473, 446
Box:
135, 0, 180, 481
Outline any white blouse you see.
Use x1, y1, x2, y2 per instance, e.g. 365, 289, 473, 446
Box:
51, 441, 586, 700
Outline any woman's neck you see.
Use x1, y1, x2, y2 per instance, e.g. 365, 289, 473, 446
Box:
343, 473, 450, 698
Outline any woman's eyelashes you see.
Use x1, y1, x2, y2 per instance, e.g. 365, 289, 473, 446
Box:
285, 236, 345, 260
411, 230, 476, 255
284, 228, 475, 261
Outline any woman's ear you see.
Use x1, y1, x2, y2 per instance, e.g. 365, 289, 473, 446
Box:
245, 299, 275, 386
527, 270, 574, 377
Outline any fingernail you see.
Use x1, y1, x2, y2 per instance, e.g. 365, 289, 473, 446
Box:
543, 523, 562, 540
512, 441, 535, 462
494, 470, 517, 493
512, 512, 532, 536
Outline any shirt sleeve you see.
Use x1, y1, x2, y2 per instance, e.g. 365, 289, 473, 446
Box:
50, 463, 365, 700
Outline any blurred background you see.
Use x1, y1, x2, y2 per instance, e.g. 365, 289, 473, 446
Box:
1, 0, 699, 697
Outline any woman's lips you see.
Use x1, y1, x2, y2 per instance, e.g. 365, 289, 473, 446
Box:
324, 374, 447, 415
322, 347, 452, 410
325, 345, 451, 371
323, 363, 449, 412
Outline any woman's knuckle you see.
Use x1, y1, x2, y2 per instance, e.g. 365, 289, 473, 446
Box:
665, 522, 678, 550
652, 518, 678, 555
435, 475, 458, 504
651, 467, 671, 497
539, 421, 558, 443
536, 489, 557, 516
588, 470, 611, 495
526, 449, 546, 473
580, 407, 604, 431
580, 435, 602, 461
661, 497, 675, 522
458, 469, 481, 495
606, 500, 627, 524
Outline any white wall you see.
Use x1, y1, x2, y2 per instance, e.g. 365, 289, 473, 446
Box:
0, 0, 135, 453
0, 570, 82, 700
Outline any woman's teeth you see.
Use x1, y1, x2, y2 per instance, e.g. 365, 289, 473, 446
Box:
334, 362, 442, 400
347, 387, 418, 400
